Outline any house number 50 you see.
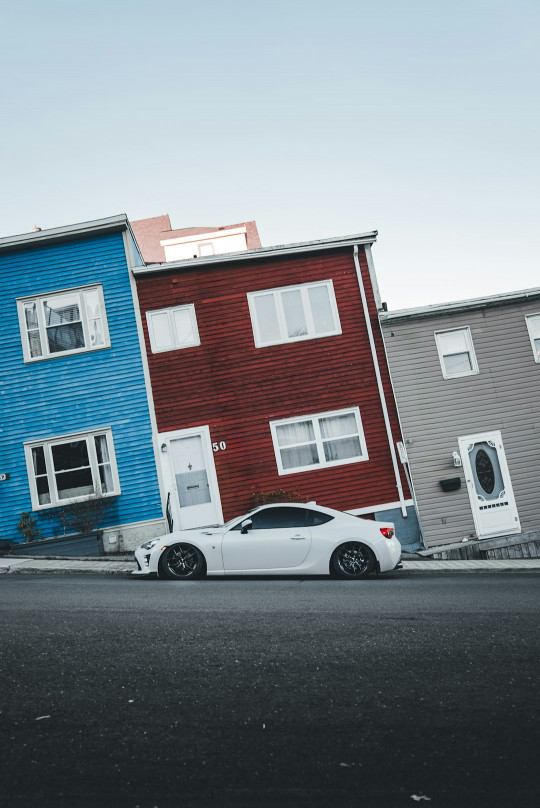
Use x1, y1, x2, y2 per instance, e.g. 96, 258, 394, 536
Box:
212, 441, 227, 452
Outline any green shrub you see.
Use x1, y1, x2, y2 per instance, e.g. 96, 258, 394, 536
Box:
16, 512, 41, 543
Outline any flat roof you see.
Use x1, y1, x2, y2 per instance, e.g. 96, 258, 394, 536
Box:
380, 286, 540, 323
132, 230, 378, 275
0, 214, 130, 254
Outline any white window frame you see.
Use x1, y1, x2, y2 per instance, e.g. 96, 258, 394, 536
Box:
525, 314, 540, 363
17, 284, 110, 363
146, 304, 200, 353
247, 280, 341, 348
434, 326, 479, 379
24, 428, 121, 511
269, 407, 369, 476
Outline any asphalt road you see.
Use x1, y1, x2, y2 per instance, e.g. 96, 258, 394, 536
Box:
1, 573, 539, 808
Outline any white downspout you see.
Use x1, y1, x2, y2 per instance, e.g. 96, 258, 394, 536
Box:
353, 245, 407, 517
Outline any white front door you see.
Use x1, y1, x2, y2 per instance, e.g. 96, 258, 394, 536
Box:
159, 427, 223, 530
458, 431, 520, 539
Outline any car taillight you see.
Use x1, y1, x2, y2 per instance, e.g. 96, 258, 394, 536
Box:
380, 527, 395, 539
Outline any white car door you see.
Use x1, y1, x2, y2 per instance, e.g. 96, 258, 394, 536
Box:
222, 506, 312, 571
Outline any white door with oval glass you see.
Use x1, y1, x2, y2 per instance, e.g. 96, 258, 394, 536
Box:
159, 427, 223, 531
458, 431, 520, 539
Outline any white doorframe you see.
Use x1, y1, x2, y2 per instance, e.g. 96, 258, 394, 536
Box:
458, 430, 520, 539
158, 425, 223, 531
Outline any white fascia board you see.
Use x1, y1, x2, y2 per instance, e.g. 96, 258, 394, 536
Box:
0, 214, 130, 253
160, 226, 247, 246
133, 231, 378, 276
381, 286, 540, 322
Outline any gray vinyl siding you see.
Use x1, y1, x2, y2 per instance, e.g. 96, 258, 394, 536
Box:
381, 298, 540, 547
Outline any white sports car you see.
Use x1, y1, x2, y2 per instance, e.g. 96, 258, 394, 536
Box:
133, 502, 402, 580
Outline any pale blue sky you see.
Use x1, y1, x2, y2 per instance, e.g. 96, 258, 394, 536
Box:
1, 0, 538, 307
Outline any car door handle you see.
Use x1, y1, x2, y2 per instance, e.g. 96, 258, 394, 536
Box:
290, 535, 307, 540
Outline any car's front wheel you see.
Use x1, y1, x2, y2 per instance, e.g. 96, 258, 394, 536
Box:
158, 544, 206, 580
330, 542, 375, 579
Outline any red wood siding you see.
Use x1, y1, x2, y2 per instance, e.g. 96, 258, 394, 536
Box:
136, 247, 409, 520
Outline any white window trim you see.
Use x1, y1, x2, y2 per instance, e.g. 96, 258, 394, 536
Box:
434, 326, 479, 379
247, 279, 342, 348
17, 284, 110, 363
269, 407, 369, 476
525, 313, 540, 363
24, 428, 121, 511
146, 304, 200, 354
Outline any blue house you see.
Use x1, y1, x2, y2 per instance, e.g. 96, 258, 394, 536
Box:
0, 215, 166, 551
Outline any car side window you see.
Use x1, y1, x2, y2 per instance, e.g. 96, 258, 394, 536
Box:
306, 510, 334, 527
250, 507, 309, 529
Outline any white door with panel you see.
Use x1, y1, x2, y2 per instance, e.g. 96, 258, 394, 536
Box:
159, 427, 223, 530
458, 431, 520, 539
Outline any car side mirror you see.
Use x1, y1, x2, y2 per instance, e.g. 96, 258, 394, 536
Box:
241, 519, 253, 535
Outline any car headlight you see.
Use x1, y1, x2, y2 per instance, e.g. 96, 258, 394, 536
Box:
140, 539, 160, 551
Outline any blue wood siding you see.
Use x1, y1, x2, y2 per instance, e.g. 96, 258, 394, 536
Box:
0, 232, 162, 542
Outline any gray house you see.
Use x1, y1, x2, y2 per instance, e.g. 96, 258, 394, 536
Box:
380, 288, 540, 558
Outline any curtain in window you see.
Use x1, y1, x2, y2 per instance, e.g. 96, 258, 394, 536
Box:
32, 446, 51, 504
149, 311, 173, 350
95, 435, 114, 493
84, 289, 104, 347
173, 308, 195, 346
282, 289, 308, 338
276, 420, 318, 469
308, 285, 334, 334
320, 413, 362, 462
254, 294, 280, 343
24, 302, 43, 358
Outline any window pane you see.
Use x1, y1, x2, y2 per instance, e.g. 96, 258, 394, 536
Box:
36, 476, 51, 505
173, 308, 195, 346
28, 330, 43, 358
84, 289, 104, 347
319, 413, 357, 439
24, 302, 39, 329
95, 435, 113, 493
51, 440, 90, 472
32, 446, 47, 476
308, 285, 335, 334
254, 295, 281, 343
56, 469, 94, 500
527, 314, 540, 338
534, 338, 540, 360
43, 293, 81, 326
94, 435, 110, 464
150, 311, 174, 350
323, 436, 362, 462
444, 352, 472, 375
282, 290, 308, 338
438, 330, 468, 354
251, 507, 308, 529
276, 420, 315, 447
280, 443, 319, 470
32, 446, 51, 505
46, 322, 85, 353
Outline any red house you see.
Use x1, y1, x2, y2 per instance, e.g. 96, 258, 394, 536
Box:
133, 232, 420, 548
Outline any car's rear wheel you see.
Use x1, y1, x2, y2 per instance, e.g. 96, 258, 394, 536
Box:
331, 542, 375, 579
158, 544, 206, 580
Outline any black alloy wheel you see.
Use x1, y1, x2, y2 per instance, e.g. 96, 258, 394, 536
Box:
159, 543, 206, 580
331, 542, 375, 579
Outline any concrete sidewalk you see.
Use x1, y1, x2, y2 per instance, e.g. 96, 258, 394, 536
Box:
1, 555, 540, 576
